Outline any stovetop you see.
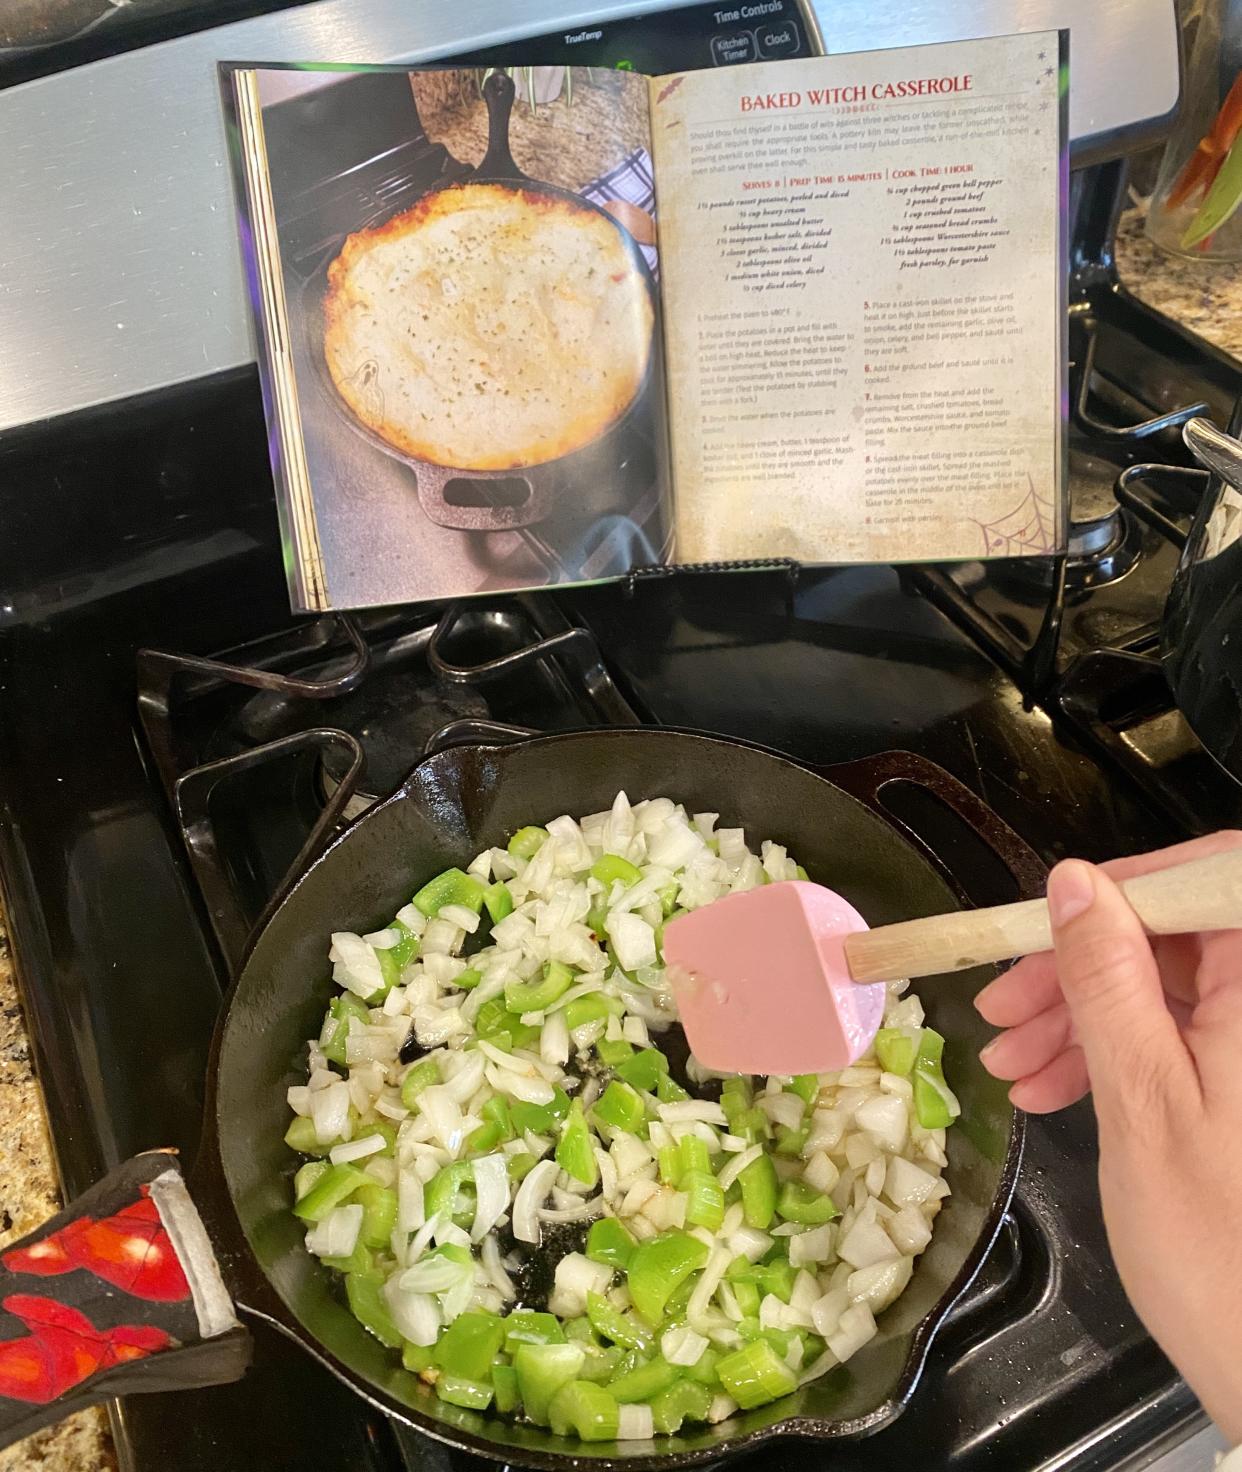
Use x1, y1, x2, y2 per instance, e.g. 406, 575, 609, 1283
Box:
2, 146, 1241, 1470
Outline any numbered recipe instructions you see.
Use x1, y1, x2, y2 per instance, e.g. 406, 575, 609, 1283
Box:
652, 33, 1066, 564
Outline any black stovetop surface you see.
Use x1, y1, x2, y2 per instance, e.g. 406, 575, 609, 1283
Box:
0, 293, 1224, 1468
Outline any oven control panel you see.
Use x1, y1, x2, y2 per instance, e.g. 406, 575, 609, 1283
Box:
445, 0, 816, 73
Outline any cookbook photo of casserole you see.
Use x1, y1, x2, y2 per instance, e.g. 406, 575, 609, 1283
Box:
222, 34, 1067, 612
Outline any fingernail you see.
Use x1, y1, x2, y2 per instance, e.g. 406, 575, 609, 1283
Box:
1048, 860, 1095, 927
979, 1035, 1000, 1060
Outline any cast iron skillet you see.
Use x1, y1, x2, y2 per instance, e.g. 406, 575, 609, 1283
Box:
306, 71, 666, 536
0, 730, 1038, 1461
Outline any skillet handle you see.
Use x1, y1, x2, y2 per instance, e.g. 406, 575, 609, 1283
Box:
0, 1151, 248, 1451
817, 749, 1047, 905
477, 72, 527, 181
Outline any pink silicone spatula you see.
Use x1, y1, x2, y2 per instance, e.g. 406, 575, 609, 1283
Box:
662, 850, 1242, 1076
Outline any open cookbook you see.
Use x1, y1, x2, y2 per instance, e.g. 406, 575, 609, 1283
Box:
222, 32, 1068, 612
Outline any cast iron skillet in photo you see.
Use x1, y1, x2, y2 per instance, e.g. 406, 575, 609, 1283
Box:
304, 72, 665, 538
0, 729, 1037, 1463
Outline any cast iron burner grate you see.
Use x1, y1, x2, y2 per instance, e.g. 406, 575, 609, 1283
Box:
135, 597, 644, 972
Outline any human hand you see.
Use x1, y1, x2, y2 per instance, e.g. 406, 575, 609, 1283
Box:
974, 832, 1242, 1442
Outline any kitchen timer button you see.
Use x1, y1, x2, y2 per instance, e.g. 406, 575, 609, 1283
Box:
711, 29, 757, 65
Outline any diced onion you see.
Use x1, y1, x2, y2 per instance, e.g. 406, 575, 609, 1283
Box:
470, 1154, 510, 1242
661, 1324, 709, 1365
305, 1204, 362, 1258
548, 1252, 613, 1318
618, 1404, 654, 1440
329, 1133, 386, 1165
512, 1159, 558, 1244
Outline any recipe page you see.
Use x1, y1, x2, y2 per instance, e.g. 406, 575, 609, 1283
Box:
650, 32, 1067, 564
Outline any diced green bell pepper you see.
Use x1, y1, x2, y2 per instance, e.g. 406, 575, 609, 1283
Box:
388, 918, 421, 969
483, 881, 514, 925
506, 1151, 539, 1183
586, 1216, 637, 1270
345, 1271, 403, 1349
400, 1056, 440, 1110
433, 1312, 505, 1381
505, 960, 575, 1014
755, 1258, 795, 1303
775, 1122, 810, 1158
777, 1180, 839, 1225
590, 853, 644, 889
402, 1340, 434, 1373
555, 1101, 598, 1187
413, 867, 486, 918
436, 1374, 493, 1410
513, 1342, 586, 1425
913, 1027, 961, 1128
565, 994, 625, 1031
655, 1074, 690, 1103
789, 1074, 819, 1105
548, 1379, 621, 1442
875, 1026, 921, 1077
650, 1377, 712, 1434
579, 1345, 626, 1384
613, 1048, 668, 1092
685, 1345, 722, 1387
508, 1086, 571, 1137
503, 1310, 565, 1351
731, 1278, 760, 1317
356, 1183, 398, 1247
716, 1337, 798, 1409
454, 967, 482, 991
626, 1230, 709, 1325
508, 826, 549, 861
592, 1081, 646, 1134
475, 997, 540, 1052
738, 1152, 779, 1230
595, 1037, 634, 1067
321, 993, 372, 1065
586, 1292, 653, 1353
491, 1363, 521, 1413
424, 1161, 475, 1226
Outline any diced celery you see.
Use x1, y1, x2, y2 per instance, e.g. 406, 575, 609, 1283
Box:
586, 1292, 653, 1353
454, 967, 482, 991
678, 1136, 711, 1176
508, 826, 549, 860
716, 1338, 798, 1409
789, 1074, 819, 1105
548, 1380, 621, 1442
607, 1355, 681, 1403
284, 1114, 333, 1157
682, 1170, 725, 1232
658, 1146, 682, 1187
650, 1377, 712, 1434
656, 1074, 690, 1103
513, 1342, 586, 1425
402, 1340, 434, 1373
506, 1152, 538, 1183
293, 1160, 330, 1200
293, 1162, 369, 1222
738, 1153, 779, 1230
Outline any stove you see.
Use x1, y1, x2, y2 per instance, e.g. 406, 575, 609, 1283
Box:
1, 3, 1239, 1471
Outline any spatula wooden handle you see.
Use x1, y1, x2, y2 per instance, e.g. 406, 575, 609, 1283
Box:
843, 849, 1242, 983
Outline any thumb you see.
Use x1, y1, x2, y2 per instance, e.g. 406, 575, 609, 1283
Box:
1046, 859, 1190, 1122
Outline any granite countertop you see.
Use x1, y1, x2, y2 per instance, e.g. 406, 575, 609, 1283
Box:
0, 201, 1239, 1472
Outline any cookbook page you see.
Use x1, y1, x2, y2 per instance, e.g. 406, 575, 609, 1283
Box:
224, 62, 672, 611
650, 32, 1067, 565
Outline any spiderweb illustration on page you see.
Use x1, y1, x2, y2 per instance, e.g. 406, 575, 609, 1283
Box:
968, 474, 1058, 558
